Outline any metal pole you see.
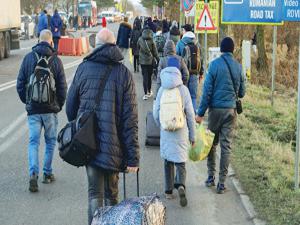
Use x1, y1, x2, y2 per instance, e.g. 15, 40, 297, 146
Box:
204, 1, 208, 72
271, 26, 277, 106
295, 31, 300, 190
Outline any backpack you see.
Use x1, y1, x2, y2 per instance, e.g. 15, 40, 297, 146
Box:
160, 88, 185, 131
155, 34, 166, 53
182, 42, 201, 74
26, 52, 56, 105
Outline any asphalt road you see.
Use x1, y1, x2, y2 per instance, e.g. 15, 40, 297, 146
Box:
0, 22, 253, 225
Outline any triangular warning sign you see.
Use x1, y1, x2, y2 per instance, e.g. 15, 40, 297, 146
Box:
196, 5, 216, 31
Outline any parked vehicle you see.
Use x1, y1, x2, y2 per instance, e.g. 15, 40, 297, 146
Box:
78, 0, 97, 27
0, 0, 20, 60
100, 11, 114, 23
97, 14, 102, 25
20, 15, 35, 38
113, 12, 122, 22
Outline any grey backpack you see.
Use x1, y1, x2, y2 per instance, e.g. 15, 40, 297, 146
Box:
27, 52, 56, 104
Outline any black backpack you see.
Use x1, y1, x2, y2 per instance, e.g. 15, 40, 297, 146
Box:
26, 52, 56, 105
182, 42, 201, 74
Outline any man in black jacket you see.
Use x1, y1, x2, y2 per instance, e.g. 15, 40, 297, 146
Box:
66, 28, 139, 225
16, 29, 67, 192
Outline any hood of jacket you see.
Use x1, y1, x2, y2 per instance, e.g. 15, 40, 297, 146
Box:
164, 40, 176, 56
120, 21, 132, 29
182, 31, 195, 40
84, 43, 123, 64
53, 12, 61, 20
142, 28, 153, 40
161, 67, 183, 89
32, 42, 56, 57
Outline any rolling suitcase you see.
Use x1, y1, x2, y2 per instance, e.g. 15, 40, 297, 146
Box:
145, 111, 160, 146
91, 171, 166, 225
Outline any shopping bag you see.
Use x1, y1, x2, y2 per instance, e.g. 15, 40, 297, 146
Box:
129, 48, 133, 65
189, 124, 215, 161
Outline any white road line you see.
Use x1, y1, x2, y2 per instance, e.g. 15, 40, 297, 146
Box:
0, 112, 27, 138
0, 59, 82, 92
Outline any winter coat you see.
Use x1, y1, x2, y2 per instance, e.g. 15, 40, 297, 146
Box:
156, 40, 189, 95
168, 26, 180, 46
50, 12, 63, 38
130, 29, 142, 56
145, 18, 157, 33
66, 44, 139, 171
176, 31, 196, 56
197, 53, 246, 117
16, 42, 67, 115
38, 12, 48, 34
137, 28, 159, 65
117, 22, 132, 49
153, 67, 195, 163
102, 17, 107, 28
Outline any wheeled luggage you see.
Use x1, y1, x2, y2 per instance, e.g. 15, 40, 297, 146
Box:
145, 111, 160, 146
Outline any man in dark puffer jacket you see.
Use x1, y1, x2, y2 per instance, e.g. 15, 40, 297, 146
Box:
66, 28, 139, 225
17, 30, 67, 192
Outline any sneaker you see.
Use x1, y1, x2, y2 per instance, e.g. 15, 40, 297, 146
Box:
143, 95, 148, 100
42, 173, 55, 184
165, 193, 174, 199
29, 174, 38, 192
205, 176, 215, 187
178, 186, 187, 207
147, 91, 153, 98
216, 183, 226, 194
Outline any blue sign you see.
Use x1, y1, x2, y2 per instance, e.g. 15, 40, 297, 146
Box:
222, 0, 283, 24
283, 0, 300, 21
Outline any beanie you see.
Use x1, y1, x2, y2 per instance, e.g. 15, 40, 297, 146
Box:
167, 57, 180, 69
220, 37, 234, 53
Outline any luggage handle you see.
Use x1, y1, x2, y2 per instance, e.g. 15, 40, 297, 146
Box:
123, 168, 140, 200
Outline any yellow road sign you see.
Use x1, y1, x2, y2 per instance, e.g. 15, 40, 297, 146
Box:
194, 1, 219, 34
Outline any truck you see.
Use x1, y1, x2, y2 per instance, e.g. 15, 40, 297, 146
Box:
0, 0, 20, 60
78, 0, 97, 27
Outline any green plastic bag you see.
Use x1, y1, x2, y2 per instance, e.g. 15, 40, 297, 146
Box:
189, 124, 215, 162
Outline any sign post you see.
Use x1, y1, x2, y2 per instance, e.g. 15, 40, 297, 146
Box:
271, 26, 277, 106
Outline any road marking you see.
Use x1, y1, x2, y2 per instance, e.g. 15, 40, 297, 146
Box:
0, 112, 27, 139
0, 59, 82, 92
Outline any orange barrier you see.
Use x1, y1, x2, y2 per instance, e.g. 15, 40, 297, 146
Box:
81, 37, 88, 54
58, 37, 76, 56
75, 38, 83, 56
85, 37, 90, 52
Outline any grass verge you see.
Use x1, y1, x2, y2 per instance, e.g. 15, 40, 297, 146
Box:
232, 84, 300, 225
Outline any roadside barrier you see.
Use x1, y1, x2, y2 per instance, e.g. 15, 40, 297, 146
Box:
58, 37, 76, 56
75, 38, 83, 56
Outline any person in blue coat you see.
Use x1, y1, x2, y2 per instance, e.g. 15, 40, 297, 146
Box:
116, 17, 132, 59
196, 37, 246, 194
37, 10, 48, 37
66, 28, 139, 225
50, 10, 63, 50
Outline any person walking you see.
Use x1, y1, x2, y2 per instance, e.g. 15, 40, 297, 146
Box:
66, 28, 139, 225
102, 16, 107, 28
116, 17, 132, 58
37, 10, 48, 38
162, 19, 169, 40
130, 17, 142, 73
168, 20, 180, 46
73, 14, 79, 31
50, 9, 63, 50
196, 37, 246, 194
137, 26, 159, 100
34, 12, 39, 37
153, 64, 195, 207
156, 40, 189, 96
176, 24, 204, 112
16, 29, 67, 193
153, 26, 166, 58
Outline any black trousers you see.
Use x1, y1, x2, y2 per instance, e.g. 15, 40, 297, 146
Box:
141, 65, 153, 95
134, 55, 139, 72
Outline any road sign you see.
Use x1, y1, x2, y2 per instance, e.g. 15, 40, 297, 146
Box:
196, 5, 216, 30
194, 1, 219, 34
222, 0, 283, 24
283, 0, 300, 21
182, 0, 195, 11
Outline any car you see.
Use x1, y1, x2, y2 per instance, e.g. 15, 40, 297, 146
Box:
20, 15, 35, 39
113, 12, 122, 22
97, 14, 102, 25
100, 11, 114, 23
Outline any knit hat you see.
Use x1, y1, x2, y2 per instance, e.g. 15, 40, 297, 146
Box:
181, 24, 192, 32
220, 37, 234, 53
167, 57, 180, 69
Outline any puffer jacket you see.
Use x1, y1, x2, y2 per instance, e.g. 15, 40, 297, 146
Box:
197, 53, 246, 117
156, 40, 189, 95
130, 29, 142, 56
176, 31, 196, 56
137, 28, 159, 65
66, 44, 139, 171
153, 67, 195, 163
16, 42, 67, 115
38, 12, 48, 34
117, 22, 132, 49
50, 12, 63, 38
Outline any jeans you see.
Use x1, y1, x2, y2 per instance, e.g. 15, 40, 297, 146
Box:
86, 165, 119, 225
164, 160, 186, 193
141, 65, 153, 95
134, 55, 139, 72
53, 37, 60, 50
188, 74, 199, 113
27, 113, 58, 177
207, 108, 237, 184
